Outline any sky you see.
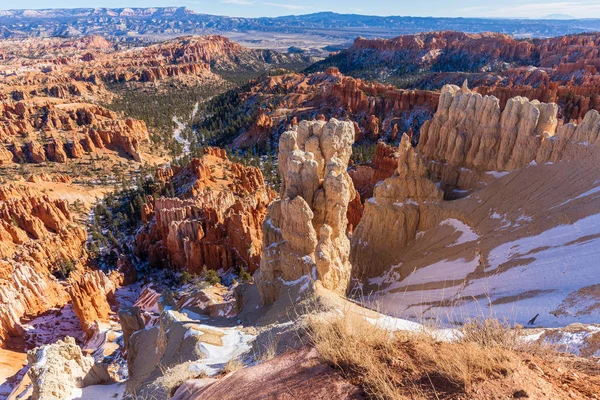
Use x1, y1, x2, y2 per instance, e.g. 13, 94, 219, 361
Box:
2, 0, 600, 19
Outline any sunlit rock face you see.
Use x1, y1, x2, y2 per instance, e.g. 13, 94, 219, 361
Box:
255, 119, 355, 304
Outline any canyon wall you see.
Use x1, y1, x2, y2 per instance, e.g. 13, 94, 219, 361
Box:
351, 87, 600, 282
232, 68, 438, 149
317, 31, 600, 123
0, 100, 149, 163
254, 119, 355, 304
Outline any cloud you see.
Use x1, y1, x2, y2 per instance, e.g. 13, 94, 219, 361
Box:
458, 1, 600, 18
261, 1, 311, 10
222, 0, 255, 5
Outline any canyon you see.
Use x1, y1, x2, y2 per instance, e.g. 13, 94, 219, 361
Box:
0, 27, 599, 400
208, 67, 438, 150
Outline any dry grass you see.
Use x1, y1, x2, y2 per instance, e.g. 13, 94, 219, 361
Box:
459, 318, 521, 349
256, 332, 279, 362
223, 357, 244, 374
306, 312, 520, 399
137, 361, 208, 399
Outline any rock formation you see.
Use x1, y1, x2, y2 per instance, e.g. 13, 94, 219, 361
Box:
0, 100, 149, 163
254, 119, 355, 304
349, 141, 398, 200
0, 34, 310, 168
350, 134, 445, 278
0, 184, 123, 345
136, 148, 275, 273
67, 269, 121, 336
0, 185, 85, 344
229, 69, 438, 149
419, 83, 600, 190
126, 309, 217, 397
315, 32, 600, 123
118, 306, 146, 350
27, 337, 106, 400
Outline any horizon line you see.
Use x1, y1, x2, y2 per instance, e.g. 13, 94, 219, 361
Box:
1, 7, 598, 21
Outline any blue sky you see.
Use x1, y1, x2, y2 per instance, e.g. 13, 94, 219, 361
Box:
3, 0, 600, 19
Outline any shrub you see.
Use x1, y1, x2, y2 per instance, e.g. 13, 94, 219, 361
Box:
238, 269, 252, 283
179, 271, 196, 285
203, 268, 221, 286
54, 258, 78, 280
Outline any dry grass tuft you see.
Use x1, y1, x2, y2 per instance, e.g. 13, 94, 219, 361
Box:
307, 312, 519, 399
307, 311, 399, 399
459, 318, 521, 350
144, 361, 208, 398
223, 357, 244, 374
256, 333, 279, 362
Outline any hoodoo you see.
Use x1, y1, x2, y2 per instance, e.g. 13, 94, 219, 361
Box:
350, 133, 445, 278
255, 119, 355, 304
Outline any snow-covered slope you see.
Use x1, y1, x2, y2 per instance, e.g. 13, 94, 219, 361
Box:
361, 159, 600, 329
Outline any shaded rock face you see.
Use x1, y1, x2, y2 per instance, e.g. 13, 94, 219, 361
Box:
255, 119, 355, 304
118, 306, 146, 350
126, 309, 215, 398
136, 148, 275, 273
350, 134, 445, 278
27, 336, 106, 400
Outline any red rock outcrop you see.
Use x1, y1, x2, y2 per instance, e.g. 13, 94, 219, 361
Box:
0, 184, 87, 345
333, 32, 600, 124
0, 100, 149, 163
229, 70, 439, 149
0, 184, 124, 345
136, 148, 275, 274
231, 112, 275, 148
349, 141, 398, 201
27, 172, 72, 184
67, 269, 121, 336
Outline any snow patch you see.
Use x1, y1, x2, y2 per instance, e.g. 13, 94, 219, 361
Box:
440, 218, 479, 246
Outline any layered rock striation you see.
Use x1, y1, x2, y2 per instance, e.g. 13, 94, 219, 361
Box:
255, 119, 355, 304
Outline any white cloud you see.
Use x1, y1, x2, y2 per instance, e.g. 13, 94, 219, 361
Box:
261, 1, 311, 10
222, 0, 255, 5
458, 1, 600, 18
